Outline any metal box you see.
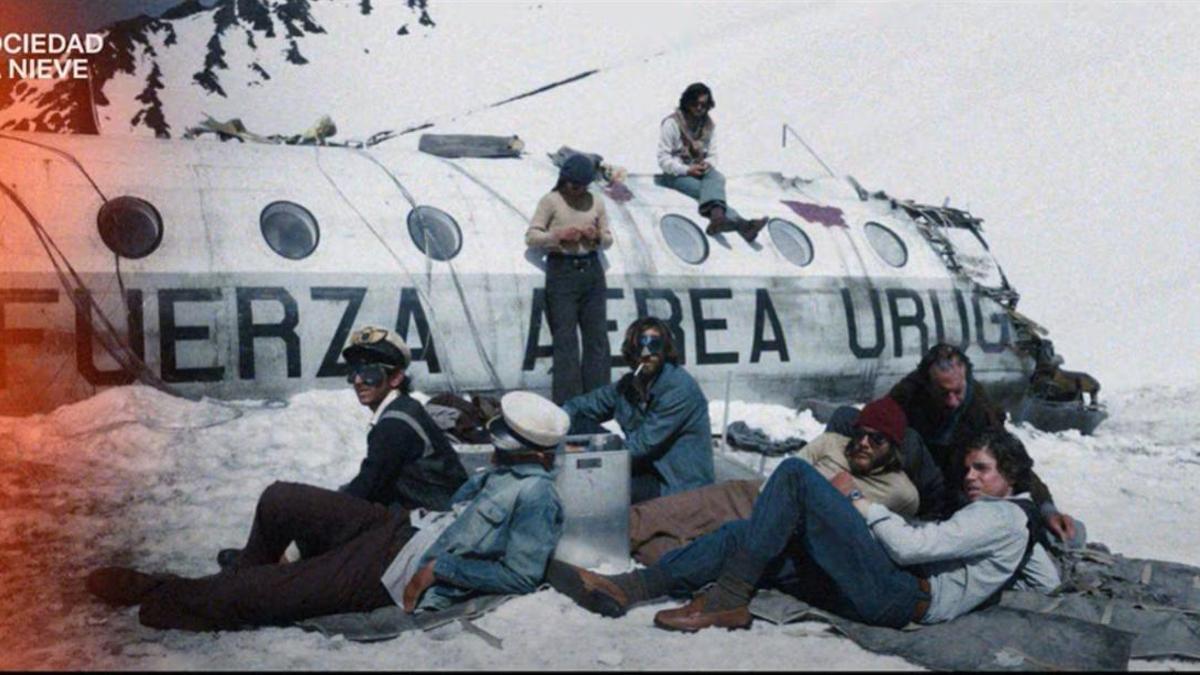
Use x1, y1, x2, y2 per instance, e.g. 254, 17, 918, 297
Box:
552, 433, 630, 570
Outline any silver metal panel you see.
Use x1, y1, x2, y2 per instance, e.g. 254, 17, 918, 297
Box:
553, 434, 630, 569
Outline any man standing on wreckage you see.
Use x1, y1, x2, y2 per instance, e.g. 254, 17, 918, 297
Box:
550, 430, 1060, 632
84, 391, 568, 631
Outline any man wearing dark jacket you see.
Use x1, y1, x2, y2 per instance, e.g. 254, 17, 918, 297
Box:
337, 326, 468, 513
889, 343, 1080, 542
218, 326, 468, 569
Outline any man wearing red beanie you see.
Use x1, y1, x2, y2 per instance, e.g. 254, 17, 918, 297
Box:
553, 397, 926, 613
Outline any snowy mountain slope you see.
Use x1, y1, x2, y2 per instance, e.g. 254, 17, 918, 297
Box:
0, 383, 1196, 669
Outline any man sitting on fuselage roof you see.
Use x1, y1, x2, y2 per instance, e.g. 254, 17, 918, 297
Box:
886, 343, 1083, 544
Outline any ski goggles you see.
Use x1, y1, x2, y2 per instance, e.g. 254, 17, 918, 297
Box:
637, 333, 665, 357
345, 362, 395, 387
852, 427, 890, 448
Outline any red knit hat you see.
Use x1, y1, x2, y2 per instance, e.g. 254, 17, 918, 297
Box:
856, 397, 907, 447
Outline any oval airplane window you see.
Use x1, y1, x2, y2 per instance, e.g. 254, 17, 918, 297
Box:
407, 206, 463, 261
96, 196, 163, 259
260, 201, 319, 260
660, 214, 708, 265
767, 218, 814, 267
864, 221, 908, 268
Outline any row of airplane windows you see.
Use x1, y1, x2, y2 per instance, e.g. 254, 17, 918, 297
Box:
95, 196, 910, 269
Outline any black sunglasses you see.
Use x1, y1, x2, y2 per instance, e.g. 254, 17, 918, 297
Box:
852, 427, 889, 448
345, 362, 395, 387
638, 333, 665, 356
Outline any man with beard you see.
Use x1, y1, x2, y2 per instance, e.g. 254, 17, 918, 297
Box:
562, 316, 714, 503
627, 397, 921, 565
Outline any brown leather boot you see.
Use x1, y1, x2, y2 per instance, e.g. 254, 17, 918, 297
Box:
738, 217, 768, 243
653, 591, 753, 632
705, 206, 731, 236
546, 559, 632, 618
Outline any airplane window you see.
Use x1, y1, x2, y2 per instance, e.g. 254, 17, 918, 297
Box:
767, 218, 814, 267
864, 221, 908, 267
96, 196, 163, 259
260, 201, 319, 260
660, 214, 708, 265
407, 206, 463, 261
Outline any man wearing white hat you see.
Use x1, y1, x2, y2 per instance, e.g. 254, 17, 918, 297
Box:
85, 391, 569, 631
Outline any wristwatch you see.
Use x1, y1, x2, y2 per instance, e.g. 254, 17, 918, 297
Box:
847, 489, 864, 502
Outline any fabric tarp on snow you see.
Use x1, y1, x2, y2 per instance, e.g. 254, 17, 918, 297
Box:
296, 594, 514, 643
749, 589, 1135, 671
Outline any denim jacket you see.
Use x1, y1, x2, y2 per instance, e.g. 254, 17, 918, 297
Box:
416, 462, 564, 611
563, 363, 714, 495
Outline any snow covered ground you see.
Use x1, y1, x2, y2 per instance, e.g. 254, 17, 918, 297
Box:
0, 382, 1197, 670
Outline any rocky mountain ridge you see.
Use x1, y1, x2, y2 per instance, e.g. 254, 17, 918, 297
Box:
0, 0, 434, 137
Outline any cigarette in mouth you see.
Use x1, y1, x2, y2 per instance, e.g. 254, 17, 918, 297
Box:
634, 363, 644, 377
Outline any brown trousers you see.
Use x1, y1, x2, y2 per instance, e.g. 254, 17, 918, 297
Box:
138, 482, 414, 631
629, 479, 763, 566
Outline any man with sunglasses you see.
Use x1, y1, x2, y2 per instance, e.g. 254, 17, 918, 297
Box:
625, 397, 922, 566
336, 326, 468, 513
84, 391, 568, 631
215, 326, 469, 570
562, 317, 714, 503
656, 81, 767, 242
548, 397, 932, 621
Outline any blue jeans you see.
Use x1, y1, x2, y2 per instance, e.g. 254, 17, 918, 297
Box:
654, 458, 927, 628
656, 169, 742, 221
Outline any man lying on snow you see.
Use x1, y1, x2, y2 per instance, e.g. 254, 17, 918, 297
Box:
85, 391, 568, 631
628, 397, 926, 565
551, 429, 1059, 632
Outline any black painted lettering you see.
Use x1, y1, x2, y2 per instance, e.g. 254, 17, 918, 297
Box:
75, 289, 145, 386
159, 288, 224, 383
841, 288, 884, 358
236, 287, 301, 379
886, 288, 928, 358
312, 287, 365, 378
0, 288, 58, 389
396, 288, 441, 373
750, 289, 789, 363
633, 288, 686, 364
522, 288, 553, 371
972, 292, 1011, 353
606, 287, 625, 368
690, 288, 738, 365
928, 290, 972, 350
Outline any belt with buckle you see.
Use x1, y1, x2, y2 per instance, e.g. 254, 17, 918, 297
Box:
912, 577, 931, 622
548, 251, 597, 267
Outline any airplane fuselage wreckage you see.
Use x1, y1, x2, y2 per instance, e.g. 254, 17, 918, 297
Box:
0, 131, 1105, 432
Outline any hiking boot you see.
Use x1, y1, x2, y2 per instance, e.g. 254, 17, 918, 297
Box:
85, 566, 172, 607
216, 548, 242, 572
738, 217, 768, 244
545, 559, 631, 618
705, 206, 734, 236
653, 591, 753, 632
